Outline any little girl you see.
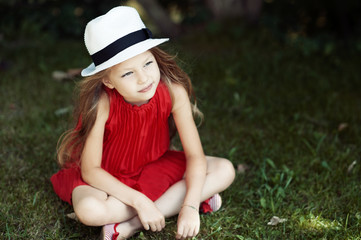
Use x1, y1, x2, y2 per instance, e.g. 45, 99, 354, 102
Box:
51, 6, 235, 240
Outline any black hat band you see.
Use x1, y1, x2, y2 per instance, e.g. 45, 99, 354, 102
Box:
91, 28, 153, 66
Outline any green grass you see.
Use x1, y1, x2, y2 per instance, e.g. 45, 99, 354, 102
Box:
1, 23, 361, 239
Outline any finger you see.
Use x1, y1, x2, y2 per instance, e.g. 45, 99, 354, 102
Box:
195, 224, 200, 236
143, 223, 150, 231
157, 216, 165, 231
161, 216, 166, 229
191, 225, 199, 238
176, 224, 184, 239
181, 226, 191, 239
149, 222, 157, 232
176, 232, 182, 240
188, 226, 197, 238
155, 221, 163, 232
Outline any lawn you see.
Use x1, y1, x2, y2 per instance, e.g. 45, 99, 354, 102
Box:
1, 22, 361, 239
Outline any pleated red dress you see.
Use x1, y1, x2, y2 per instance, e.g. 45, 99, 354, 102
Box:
51, 81, 186, 205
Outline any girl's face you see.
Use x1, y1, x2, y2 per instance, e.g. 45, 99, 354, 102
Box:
103, 50, 161, 106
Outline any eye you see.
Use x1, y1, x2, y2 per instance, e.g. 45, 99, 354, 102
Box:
121, 71, 133, 78
144, 61, 153, 67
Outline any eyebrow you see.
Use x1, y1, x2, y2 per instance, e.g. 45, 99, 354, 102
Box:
113, 54, 154, 74
125, 55, 153, 69
143, 53, 154, 62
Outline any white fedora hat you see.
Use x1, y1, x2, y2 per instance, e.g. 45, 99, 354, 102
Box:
81, 6, 169, 77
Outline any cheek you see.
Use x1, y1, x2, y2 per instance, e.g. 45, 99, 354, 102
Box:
115, 81, 134, 95
155, 72, 160, 81
153, 67, 161, 80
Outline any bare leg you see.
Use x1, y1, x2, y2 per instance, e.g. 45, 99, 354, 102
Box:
72, 186, 137, 226
155, 156, 235, 217
112, 156, 235, 239
72, 156, 235, 237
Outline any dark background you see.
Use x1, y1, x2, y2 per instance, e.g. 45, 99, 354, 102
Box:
1, 0, 361, 49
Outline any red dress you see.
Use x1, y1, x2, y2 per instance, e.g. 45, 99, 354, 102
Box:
51, 81, 186, 205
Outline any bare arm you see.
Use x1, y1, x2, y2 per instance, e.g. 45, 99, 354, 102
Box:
80, 92, 165, 231
171, 83, 207, 239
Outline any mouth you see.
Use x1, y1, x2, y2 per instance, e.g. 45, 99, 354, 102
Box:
138, 83, 153, 93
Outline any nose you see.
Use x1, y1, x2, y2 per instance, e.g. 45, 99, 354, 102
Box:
137, 70, 148, 84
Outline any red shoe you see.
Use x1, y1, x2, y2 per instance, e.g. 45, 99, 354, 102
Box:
200, 193, 222, 214
100, 223, 120, 240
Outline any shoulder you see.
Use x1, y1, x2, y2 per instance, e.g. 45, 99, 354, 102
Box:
169, 83, 190, 113
169, 82, 188, 96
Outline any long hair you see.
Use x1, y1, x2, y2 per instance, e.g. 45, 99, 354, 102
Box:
57, 47, 202, 167
56, 69, 109, 167
150, 47, 203, 138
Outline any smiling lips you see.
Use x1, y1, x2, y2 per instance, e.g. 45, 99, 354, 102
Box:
138, 83, 153, 93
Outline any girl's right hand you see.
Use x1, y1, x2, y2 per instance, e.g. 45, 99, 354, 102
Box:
134, 195, 165, 232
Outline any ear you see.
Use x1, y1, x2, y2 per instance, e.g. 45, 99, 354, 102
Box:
102, 77, 115, 89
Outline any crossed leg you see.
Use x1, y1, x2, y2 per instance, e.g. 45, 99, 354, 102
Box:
72, 156, 235, 238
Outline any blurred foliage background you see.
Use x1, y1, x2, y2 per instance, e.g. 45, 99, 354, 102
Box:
1, 0, 360, 50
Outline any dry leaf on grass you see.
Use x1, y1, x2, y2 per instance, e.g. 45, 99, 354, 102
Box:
52, 71, 69, 81
338, 123, 348, 132
54, 106, 72, 116
267, 216, 287, 226
67, 212, 79, 221
347, 160, 357, 173
52, 68, 82, 81
237, 164, 249, 174
67, 68, 82, 77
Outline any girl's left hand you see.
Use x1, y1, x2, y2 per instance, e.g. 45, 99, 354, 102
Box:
176, 206, 200, 239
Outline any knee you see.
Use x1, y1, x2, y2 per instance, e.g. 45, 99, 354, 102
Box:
73, 196, 107, 226
213, 158, 236, 186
